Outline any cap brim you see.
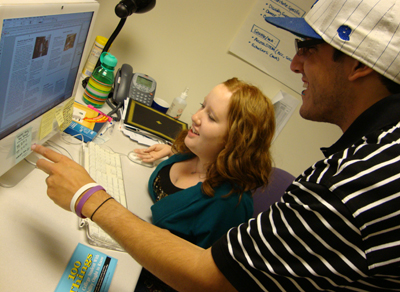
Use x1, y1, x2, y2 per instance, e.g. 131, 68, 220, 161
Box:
265, 17, 322, 40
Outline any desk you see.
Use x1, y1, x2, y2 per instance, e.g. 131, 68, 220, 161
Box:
0, 110, 155, 291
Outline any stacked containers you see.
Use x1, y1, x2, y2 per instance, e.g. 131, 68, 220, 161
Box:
83, 52, 117, 108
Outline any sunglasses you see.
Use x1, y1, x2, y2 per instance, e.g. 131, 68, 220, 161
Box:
295, 38, 325, 56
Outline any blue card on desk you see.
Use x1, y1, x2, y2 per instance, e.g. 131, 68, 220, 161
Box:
64, 121, 98, 142
55, 243, 117, 292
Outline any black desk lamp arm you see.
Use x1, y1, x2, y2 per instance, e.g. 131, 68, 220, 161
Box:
94, 18, 126, 69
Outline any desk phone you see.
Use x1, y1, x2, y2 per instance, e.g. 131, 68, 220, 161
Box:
113, 64, 157, 106
129, 73, 157, 106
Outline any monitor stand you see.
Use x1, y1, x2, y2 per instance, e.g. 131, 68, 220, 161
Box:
0, 152, 39, 188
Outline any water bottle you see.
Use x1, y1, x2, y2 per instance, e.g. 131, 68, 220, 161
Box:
83, 52, 117, 108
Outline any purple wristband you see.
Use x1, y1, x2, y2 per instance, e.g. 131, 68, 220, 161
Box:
76, 185, 105, 218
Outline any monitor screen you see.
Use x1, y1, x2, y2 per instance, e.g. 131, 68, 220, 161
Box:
0, 1, 98, 186
0, 11, 93, 140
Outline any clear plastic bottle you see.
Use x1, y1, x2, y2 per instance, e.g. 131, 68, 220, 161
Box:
83, 52, 117, 108
166, 87, 188, 119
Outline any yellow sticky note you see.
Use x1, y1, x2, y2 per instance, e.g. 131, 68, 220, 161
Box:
60, 98, 75, 131
55, 107, 64, 127
39, 108, 55, 140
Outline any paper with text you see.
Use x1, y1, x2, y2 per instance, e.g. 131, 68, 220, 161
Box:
55, 107, 65, 127
61, 97, 75, 131
229, 0, 314, 93
272, 91, 299, 141
15, 127, 32, 164
39, 108, 55, 140
55, 243, 117, 292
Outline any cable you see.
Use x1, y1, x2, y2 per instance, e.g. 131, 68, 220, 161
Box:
106, 98, 123, 121
60, 132, 85, 145
23, 157, 37, 167
44, 140, 74, 160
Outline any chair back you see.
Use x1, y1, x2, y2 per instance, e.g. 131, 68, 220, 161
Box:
252, 167, 295, 217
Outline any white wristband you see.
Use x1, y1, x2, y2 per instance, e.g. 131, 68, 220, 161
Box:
70, 183, 99, 214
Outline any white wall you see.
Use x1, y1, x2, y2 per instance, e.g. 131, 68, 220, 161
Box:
91, 0, 342, 176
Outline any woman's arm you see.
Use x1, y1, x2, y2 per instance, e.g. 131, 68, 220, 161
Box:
32, 144, 236, 292
134, 144, 173, 162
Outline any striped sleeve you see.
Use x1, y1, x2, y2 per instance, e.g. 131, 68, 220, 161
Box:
212, 147, 400, 291
213, 182, 372, 291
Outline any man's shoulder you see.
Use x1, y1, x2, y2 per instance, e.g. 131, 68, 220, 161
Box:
296, 121, 400, 205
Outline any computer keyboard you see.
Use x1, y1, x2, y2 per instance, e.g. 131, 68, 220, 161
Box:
80, 142, 126, 251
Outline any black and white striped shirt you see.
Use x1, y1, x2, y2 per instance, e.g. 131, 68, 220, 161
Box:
212, 94, 400, 291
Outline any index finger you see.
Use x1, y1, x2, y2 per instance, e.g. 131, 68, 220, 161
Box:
31, 144, 64, 163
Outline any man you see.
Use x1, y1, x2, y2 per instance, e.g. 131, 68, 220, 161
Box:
33, 0, 400, 291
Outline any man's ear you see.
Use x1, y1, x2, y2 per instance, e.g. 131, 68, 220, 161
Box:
348, 60, 375, 81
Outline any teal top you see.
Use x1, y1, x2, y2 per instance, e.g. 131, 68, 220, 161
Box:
148, 153, 254, 248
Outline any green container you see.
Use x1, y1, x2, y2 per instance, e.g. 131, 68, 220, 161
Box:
83, 52, 117, 108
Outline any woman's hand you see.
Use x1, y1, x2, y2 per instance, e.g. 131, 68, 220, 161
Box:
31, 144, 95, 211
134, 144, 172, 163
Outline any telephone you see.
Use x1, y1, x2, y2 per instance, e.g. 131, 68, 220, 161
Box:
113, 63, 157, 106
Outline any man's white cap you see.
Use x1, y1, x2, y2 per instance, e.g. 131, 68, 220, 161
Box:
265, 0, 400, 85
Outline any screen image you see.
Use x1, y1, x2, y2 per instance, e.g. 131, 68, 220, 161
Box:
0, 11, 94, 141
137, 75, 153, 88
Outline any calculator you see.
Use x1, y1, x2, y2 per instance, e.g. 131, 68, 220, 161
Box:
128, 73, 157, 106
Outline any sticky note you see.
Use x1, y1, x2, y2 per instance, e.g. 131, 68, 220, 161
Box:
39, 108, 55, 140
55, 107, 64, 127
15, 127, 32, 164
60, 98, 75, 131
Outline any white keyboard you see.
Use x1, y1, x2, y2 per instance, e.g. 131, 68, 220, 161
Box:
80, 142, 126, 251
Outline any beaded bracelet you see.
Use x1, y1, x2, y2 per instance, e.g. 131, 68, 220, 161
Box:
75, 185, 105, 218
70, 183, 99, 214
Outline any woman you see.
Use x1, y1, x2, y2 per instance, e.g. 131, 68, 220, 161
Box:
134, 77, 275, 291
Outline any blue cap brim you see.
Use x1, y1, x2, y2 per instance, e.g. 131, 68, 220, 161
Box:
264, 17, 322, 40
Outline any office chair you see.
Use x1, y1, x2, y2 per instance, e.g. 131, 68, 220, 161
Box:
252, 167, 295, 217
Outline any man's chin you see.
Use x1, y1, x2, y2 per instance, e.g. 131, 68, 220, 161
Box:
299, 107, 321, 123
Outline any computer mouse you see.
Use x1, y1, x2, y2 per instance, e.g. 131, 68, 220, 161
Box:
127, 151, 154, 168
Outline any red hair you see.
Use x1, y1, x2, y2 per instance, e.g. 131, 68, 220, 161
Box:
172, 78, 275, 201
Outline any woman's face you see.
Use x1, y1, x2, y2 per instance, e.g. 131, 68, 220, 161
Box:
184, 83, 231, 162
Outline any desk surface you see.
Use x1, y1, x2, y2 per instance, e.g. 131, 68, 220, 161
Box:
0, 114, 155, 291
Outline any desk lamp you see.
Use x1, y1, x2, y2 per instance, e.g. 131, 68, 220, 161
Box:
82, 0, 156, 87
82, 0, 156, 120
99, 0, 156, 68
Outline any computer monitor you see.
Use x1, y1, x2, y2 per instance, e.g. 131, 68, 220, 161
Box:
0, 0, 99, 187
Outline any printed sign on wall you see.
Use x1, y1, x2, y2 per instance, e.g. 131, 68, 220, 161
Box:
230, 0, 315, 94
